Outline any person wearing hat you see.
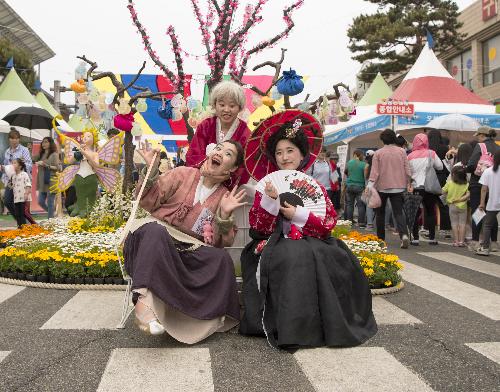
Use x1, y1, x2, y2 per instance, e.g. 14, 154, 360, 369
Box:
466, 126, 499, 251
240, 110, 377, 349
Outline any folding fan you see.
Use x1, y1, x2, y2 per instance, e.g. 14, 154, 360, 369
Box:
256, 170, 326, 218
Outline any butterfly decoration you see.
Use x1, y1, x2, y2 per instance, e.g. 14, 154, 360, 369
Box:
51, 132, 122, 194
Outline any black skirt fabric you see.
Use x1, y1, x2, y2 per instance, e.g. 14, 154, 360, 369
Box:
124, 222, 240, 321
239, 226, 377, 349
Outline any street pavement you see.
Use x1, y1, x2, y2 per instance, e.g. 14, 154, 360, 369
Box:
0, 231, 499, 391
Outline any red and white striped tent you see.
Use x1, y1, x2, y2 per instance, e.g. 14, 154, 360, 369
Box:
393, 44, 495, 114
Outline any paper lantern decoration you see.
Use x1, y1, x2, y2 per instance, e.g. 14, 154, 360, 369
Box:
276, 69, 304, 96
187, 97, 199, 110
75, 62, 87, 80
116, 97, 132, 115
76, 104, 87, 118
179, 100, 188, 114
89, 107, 101, 122
71, 79, 87, 93
136, 98, 148, 113
98, 95, 107, 111
188, 117, 199, 128
339, 92, 353, 108
261, 95, 275, 107
114, 113, 135, 132
131, 122, 143, 136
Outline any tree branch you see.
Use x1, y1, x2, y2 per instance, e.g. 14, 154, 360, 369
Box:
190, 0, 212, 61
128, 91, 179, 106
252, 48, 287, 94
210, 0, 221, 14
114, 61, 147, 103
230, 73, 267, 96
77, 55, 99, 81
127, 0, 177, 83
238, 0, 303, 79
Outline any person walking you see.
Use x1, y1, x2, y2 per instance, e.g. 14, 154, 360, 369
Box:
442, 166, 469, 247
306, 149, 339, 205
10, 158, 31, 228
368, 129, 411, 248
344, 149, 367, 227
476, 150, 500, 256
33, 137, 59, 219
0, 128, 34, 225
364, 150, 375, 229
408, 133, 443, 245
329, 152, 342, 212
466, 126, 499, 251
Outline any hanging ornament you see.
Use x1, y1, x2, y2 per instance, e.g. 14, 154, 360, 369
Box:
179, 100, 188, 114
89, 89, 100, 103
338, 92, 352, 108
114, 113, 134, 132
136, 98, 148, 113
76, 104, 87, 118
70, 79, 87, 93
261, 95, 275, 107
158, 100, 173, 119
172, 108, 183, 121
90, 107, 101, 122
116, 97, 132, 115
77, 93, 89, 105
270, 86, 283, 101
75, 62, 87, 80
276, 69, 304, 96
251, 94, 262, 109
98, 94, 107, 111
170, 94, 183, 108
131, 122, 143, 136
188, 116, 199, 128
104, 93, 115, 105
187, 97, 199, 110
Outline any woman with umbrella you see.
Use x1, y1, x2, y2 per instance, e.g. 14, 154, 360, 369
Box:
239, 110, 377, 350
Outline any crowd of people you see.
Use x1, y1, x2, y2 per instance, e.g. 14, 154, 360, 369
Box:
325, 126, 499, 256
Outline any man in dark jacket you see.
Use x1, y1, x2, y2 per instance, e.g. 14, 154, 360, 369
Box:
467, 126, 499, 251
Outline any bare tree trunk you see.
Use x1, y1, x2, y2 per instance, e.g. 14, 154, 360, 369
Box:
122, 132, 134, 194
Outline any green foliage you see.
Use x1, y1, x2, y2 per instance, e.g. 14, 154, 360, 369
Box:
348, 0, 466, 82
0, 37, 37, 92
331, 224, 352, 238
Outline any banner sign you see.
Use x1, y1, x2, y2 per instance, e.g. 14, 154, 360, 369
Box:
377, 103, 414, 116
324, 115, 391, 145
396, 112, 500, 129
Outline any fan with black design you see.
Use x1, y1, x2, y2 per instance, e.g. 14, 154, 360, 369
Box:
256, 170, 326, 218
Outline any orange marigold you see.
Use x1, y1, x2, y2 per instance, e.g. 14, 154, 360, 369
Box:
0, 225, 51, 242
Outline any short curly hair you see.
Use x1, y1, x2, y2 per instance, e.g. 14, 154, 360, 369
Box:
265, 123, 310, 160
209, 80, 246, 110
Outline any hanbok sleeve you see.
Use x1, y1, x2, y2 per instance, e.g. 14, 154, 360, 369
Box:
185, 122, 209, 167
298, 183, 337, 239
139, 167, 183, 213
249, 191, 278, 236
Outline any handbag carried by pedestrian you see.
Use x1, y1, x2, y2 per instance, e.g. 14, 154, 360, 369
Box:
424, 151, 442, 195
362, 185, 382, 209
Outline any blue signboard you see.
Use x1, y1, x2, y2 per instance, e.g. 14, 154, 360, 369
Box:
324, 115, 391, 145
397, 112, 500, 129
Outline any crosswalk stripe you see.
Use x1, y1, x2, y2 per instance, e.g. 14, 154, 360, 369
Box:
0, 351, 11, 363
96, 348, 214, 392
372, 297, 422, 324
418, 252, 500, 278
0, 283, 24, 305
465, 342, 500, 365
400, 260, 500, 320
294, 347, 434, 392
40, 291, 124, 330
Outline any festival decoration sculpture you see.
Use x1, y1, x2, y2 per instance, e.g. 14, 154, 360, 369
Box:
52, 117, 122, 217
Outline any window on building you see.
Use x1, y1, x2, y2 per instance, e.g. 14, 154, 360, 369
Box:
483, 35, 500, 86
447, 49, 473, 90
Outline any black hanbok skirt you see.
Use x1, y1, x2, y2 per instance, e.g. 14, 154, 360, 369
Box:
239, 227, 377, 349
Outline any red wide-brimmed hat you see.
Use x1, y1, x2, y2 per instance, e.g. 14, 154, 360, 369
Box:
245, 110, 323, 181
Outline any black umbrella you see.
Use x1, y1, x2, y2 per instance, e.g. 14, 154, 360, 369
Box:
403, 192, 423, 241
2, 106, 53, 130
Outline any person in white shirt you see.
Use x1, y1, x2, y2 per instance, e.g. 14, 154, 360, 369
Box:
476, 150, 500, 256
10, 158, 32, 228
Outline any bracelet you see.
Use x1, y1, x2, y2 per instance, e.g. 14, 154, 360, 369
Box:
214, 211, 235, 235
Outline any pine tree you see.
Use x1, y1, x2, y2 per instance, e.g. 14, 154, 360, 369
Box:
348, 0, 466, 83
0, 37, 36, 92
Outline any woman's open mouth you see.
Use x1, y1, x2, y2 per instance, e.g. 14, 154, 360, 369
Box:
211, 156, 222, 167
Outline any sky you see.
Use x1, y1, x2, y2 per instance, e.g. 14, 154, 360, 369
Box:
6, 0, 478, 105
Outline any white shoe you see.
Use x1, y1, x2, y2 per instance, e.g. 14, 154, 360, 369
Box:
490, 242, 499, 252
148, 320, 165, 335
401, 235, 409, 249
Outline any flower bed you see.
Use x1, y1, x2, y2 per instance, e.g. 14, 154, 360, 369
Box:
332, 222, 403, 289
0, 220, 124, 284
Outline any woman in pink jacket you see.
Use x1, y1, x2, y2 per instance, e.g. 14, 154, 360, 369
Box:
368, 129, 412, 248
407, 133, 443, 245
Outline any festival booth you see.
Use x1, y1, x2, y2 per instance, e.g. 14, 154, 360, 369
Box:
325, 45, 500, 156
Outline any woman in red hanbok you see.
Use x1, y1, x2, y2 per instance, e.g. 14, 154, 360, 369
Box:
239, 110, 377, 350
186, 80, 250, 186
